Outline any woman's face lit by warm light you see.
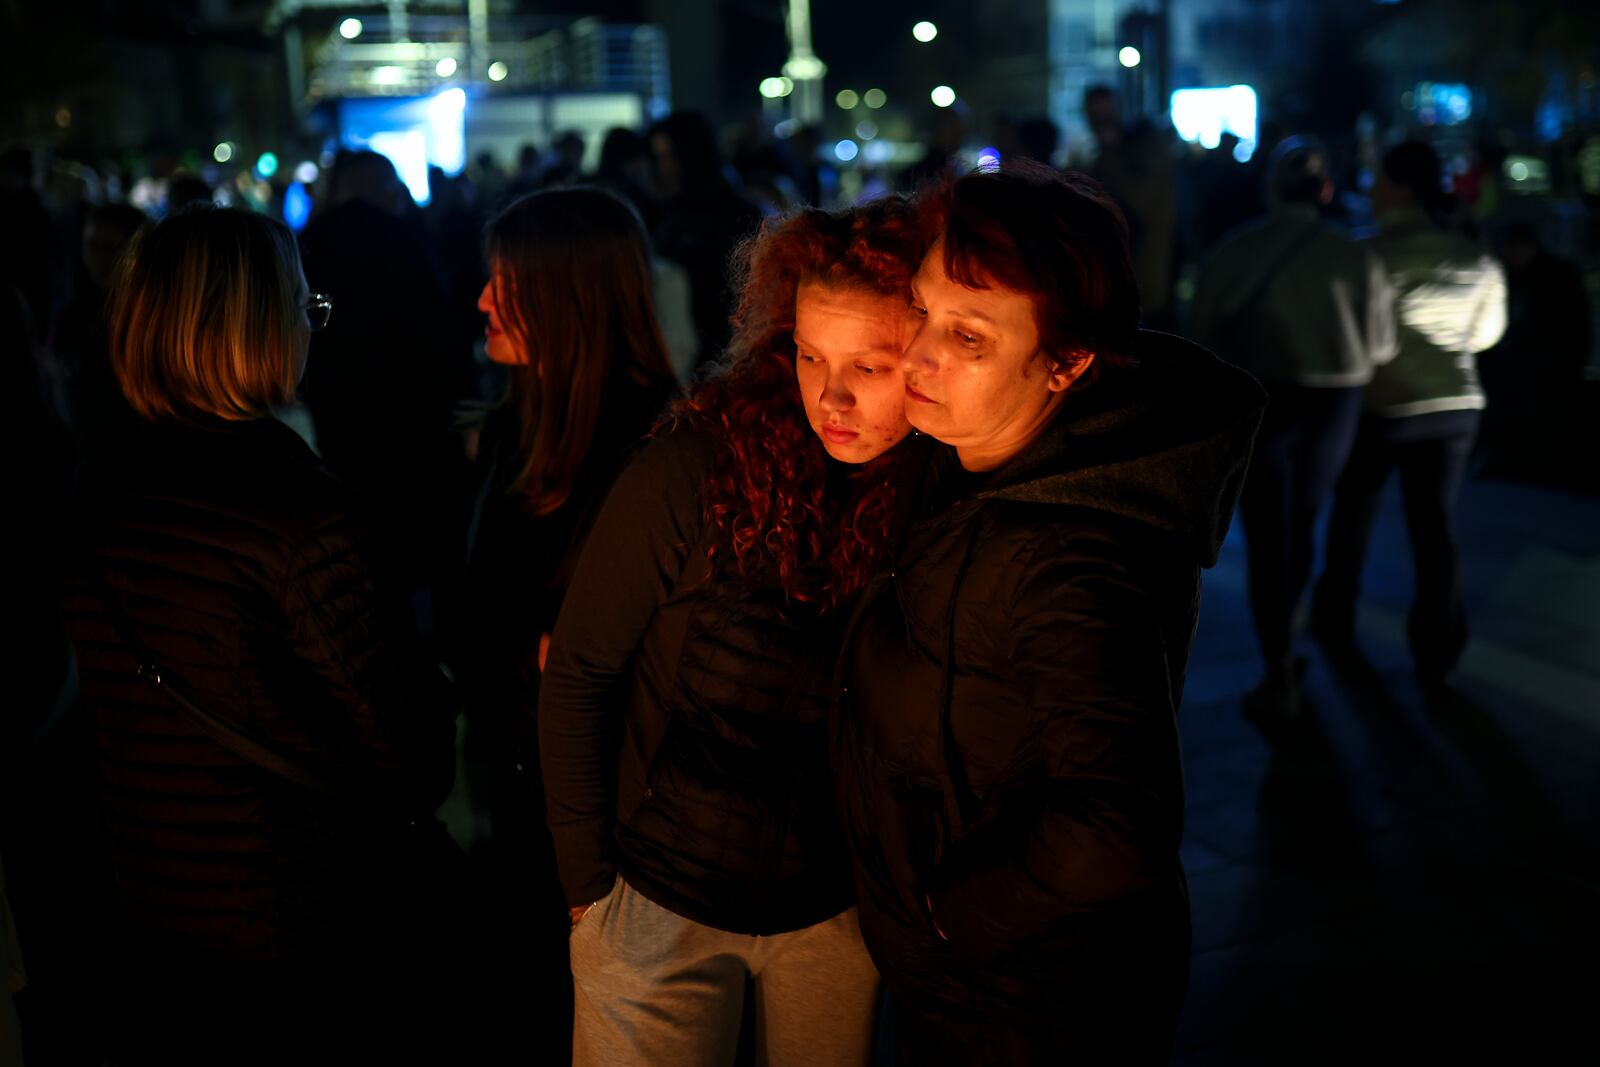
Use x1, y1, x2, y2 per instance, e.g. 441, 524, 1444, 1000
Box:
477, 263, 526, 366
901, 241, 1093, 471
793, 282, 915, 464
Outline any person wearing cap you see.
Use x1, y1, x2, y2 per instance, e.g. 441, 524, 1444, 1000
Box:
1189, 136, 1399, 724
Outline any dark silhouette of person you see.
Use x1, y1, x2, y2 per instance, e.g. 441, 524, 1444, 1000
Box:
0, 147, 53, 331
648, 111, 763, 368
164, 172, 213, 216
298, 150, 477, 606
49, 202, 148, 461
1477, 221, 1592, 485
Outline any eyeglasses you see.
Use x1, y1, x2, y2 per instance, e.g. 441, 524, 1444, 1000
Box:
304, 292, 333, 332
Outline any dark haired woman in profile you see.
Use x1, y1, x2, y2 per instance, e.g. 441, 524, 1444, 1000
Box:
450, 186, 679, 1056
833, 164, 1267, 1065
538, 196, 926, 1066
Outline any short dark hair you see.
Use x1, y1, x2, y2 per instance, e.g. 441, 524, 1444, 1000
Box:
917, 160, 1141, 370
1381, 140, 1444, 204
1270, 135, 1331, 205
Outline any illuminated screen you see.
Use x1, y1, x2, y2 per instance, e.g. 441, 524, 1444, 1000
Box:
1170, 85, 1259, 160
338, 88, 467, 204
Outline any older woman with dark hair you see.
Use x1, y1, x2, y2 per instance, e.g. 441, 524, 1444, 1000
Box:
58, 208, 457, 1065
833, 164, 1266, 1065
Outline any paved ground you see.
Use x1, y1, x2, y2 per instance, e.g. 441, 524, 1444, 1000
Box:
1172, 475, 1600, 1064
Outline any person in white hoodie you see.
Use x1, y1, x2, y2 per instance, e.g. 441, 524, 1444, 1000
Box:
1190, 136, 1398, 723
1311, 140, 1507, 679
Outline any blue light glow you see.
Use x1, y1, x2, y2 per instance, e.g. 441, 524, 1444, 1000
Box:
835, 139, 860, 162
283, 181, 312, 231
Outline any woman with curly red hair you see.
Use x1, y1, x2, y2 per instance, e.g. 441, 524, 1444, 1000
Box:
536, 196, 926, 1065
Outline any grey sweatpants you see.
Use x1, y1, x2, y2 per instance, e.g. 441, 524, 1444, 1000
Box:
569, 879, 880, 1067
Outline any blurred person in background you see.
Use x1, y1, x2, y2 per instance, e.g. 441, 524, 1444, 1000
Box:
539, 197, 927, 1066
49, 202, 148, 461
592, 128, 698, 381
650, 111, 764, 370
1312, 140, 1507, 681
1477, 220, 1592, 486
1189, 136, 1397, 725
0, 148, 52, 331
448, 186, 679, 1062
58, 208, 458, 1065
298, 150, 477, 618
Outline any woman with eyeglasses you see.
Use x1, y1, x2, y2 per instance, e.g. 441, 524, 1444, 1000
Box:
537, 196, 926, 1066
58, 208, 458, 1066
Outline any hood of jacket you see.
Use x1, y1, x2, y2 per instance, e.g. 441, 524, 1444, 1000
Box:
971, 329, 1265, 568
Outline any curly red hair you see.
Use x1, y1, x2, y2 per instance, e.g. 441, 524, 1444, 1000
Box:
671, 197, 926, 611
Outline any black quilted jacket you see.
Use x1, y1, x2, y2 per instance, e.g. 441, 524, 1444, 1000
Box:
537, 428, 861, 934
59, 417, 456, 961
835, 332, 1266, 1065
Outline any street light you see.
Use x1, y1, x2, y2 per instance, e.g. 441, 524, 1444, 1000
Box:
836, 89, 859, 110
339, 17, 363, 40
930, 85, 956, 108
435, 57, 457, 77
1119, 46, 1142, 68
488, 61, 508, 82
213, 142, 234, 163
863, 88, 886, 109
760, 77, 795, 99
913, 21, 938, 43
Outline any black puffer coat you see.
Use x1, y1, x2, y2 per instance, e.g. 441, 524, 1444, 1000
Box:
835, 332, 1265, 1065
538, 428, 859, 934
59, 418, 456, 961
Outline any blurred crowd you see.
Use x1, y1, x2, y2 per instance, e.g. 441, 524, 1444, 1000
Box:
1, 87, 1596, 1066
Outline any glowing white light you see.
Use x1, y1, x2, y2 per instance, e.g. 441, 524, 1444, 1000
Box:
370, 129, 431, 203
760, 76, 795, 99
835, 139, 859, 162
855, 120, 878, 140
930, 85, 956, 108
1509, 161, 1529, 181
913, 21, 938, 43
339, 17, 363, 40
435, 57, 457, 78
864, 88, 887, 109
213, 142, 234, 163
863, 140, 895, 164
372, 66, 404, 87
488, 61, 508, 82
427, 88, 468, 175
783, 55, 826, 80
977, 146, 1000, 172
294, 161, 319, 184
1119, 46, 1142, 68
1170, 85, 1258, 154
836, 89, 860, 110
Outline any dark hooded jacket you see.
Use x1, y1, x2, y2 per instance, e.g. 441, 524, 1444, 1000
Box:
835, 331, 1264, 1065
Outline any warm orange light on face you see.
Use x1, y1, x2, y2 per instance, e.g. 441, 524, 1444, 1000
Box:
793, 283, 915, 464
477, 267, 526, 366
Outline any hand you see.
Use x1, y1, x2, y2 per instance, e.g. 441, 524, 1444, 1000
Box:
926, 892, 949, 941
